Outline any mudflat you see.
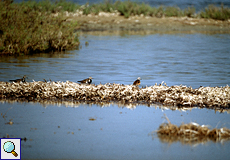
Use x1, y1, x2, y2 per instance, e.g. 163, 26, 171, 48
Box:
71, 13, 230, 34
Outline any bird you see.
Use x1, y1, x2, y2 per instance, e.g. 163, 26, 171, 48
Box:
78, 77, 93, 84
133, 77, 141, 86
9, 75, 27, 83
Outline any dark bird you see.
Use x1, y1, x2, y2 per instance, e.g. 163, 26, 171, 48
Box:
133, 77, 141, 86
9, 75, 27, 83
78, 77, 93, 84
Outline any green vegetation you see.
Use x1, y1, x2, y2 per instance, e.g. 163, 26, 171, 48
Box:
78, 0, 229, 19
0, 0, 229, 55
0, 0, 79, 55
200, 4, 230, 20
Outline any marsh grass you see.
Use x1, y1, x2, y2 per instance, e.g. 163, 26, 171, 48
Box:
18, 0, 79, 13
0, 0, 79, 55
200, 4, 230, 20
77, 0, 229, 20
154, 114, 230, 145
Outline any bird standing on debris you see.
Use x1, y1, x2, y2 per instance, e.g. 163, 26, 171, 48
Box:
133, 77, 141, 86
78, 77, 93, 84
9, 75, 27, 83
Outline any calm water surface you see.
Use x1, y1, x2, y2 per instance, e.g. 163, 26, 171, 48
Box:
0, 33, 230, 159
0, 33, 229, 88
1, 102, 230, 159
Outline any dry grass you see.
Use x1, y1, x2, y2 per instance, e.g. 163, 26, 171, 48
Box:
154, 114, 230, 145
0, 81, 229, 108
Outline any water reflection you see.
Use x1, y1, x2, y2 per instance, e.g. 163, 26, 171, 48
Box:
78, 30, 230, 36
155, 133, 230, 147
1, 99, 229, 114
150, 115, 230, 147
0, 51, 75, 63
1, 100, 230, 159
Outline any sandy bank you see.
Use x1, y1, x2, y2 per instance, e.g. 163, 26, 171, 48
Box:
70, 13, 230, 34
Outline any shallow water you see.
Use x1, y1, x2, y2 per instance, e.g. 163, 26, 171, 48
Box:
1, 101, 230, 159
0, 33, 230, 159
1, 33, 229, 88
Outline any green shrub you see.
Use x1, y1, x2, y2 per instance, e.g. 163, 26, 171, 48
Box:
184, 6, 196, 17
114, 1, 132, 18
155, 6, 164, 18
164, 6, 183, 17
97, 0, 115, 13
55, 0, 79, 12
200, 4, 230, 20
76, 0, 230, 20
0, 0, 79, 55
0, 0, 229, 55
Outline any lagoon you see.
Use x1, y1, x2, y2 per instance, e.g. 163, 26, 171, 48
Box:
1, 33, 229, 88
0, 32, 230, 159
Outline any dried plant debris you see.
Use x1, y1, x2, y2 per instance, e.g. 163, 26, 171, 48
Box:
0, 81, 229, 109
155, 115, 230, 145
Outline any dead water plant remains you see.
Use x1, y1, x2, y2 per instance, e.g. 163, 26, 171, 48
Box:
0, 81, 229, 108
155, 115, 230, 145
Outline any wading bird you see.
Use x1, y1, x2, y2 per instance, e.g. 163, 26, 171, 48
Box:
9, 75, 27, 83
133, 77, 141, 86
78, 77, 93, 84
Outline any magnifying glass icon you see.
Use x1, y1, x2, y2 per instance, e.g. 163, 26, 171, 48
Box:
3, 141, 18, 157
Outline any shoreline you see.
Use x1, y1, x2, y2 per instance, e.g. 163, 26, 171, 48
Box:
1, 0, 230, 55
72, 14, 230, 34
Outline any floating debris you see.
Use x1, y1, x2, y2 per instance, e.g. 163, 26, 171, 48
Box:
21, 137, 27, 142
30, 128, 37, 131
0, 81, 229, 109
1, 107, 13, 120
89, 117, 97, 121
154, 114, 230, 146
5, 120, 13, 125
3, 134, 10, 138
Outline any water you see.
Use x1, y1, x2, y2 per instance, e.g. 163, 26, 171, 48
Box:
1, 34, 229, 88
1, 102, 230, 159
0, 33, 230, 159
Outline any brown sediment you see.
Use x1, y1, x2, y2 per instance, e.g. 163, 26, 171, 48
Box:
69, 12, 230, 34
0, 81, 229, 109
154, 115, 230, 145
